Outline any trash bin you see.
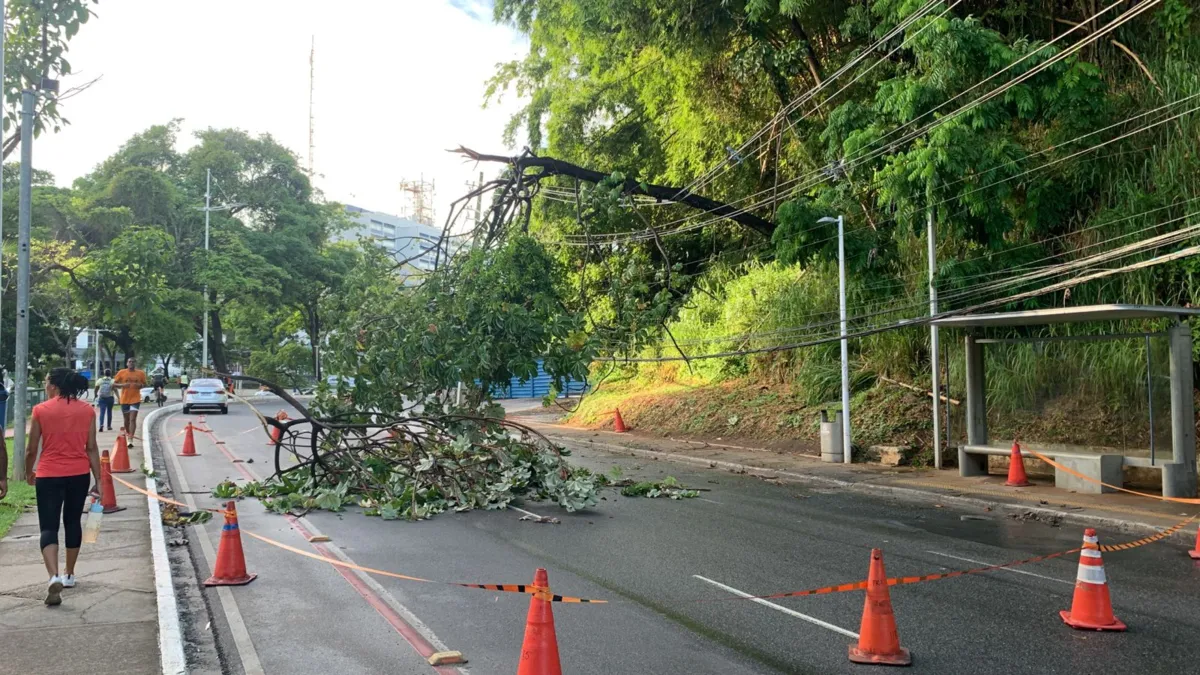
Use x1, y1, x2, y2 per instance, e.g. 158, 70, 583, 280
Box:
820, 410, 843, 463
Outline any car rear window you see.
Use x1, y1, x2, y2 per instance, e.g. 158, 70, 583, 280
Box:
191, 379, 224, 390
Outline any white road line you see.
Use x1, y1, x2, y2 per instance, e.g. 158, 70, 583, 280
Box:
163, 412, 267, 675
925, 551, 1073, 586
692, 575, 859, 639
511, 506, 546, 520
697, 498, 722, 505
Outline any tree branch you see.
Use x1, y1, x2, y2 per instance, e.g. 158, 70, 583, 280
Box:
452, 147, 777, 238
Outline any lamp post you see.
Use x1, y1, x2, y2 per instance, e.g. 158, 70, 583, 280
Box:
818, 215, 851, 464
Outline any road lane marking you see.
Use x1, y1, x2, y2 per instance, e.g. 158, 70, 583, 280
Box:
162, 412, 266, 675
925, 551, 1073, 586
511, 506, 547, 520
692, 575, 859, 639
697, 498, 722, 505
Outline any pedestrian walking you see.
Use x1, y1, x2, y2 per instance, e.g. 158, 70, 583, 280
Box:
179, 371, 190, 394
93, 369, 115, 432
23, 368, 101, 606
113, 358, 147, 437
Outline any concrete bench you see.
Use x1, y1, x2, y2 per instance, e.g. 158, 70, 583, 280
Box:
960, 444, 1124, 494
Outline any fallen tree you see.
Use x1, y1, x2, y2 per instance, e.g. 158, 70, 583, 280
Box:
224, 375, 600, 520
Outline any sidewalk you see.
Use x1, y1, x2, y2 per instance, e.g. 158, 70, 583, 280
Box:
0, 422, 159, 675
516, 413, 1200, 539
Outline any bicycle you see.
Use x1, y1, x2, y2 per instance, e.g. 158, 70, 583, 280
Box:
154, 385, 168, 407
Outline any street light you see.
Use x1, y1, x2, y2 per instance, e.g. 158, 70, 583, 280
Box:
817, 215, 851, 464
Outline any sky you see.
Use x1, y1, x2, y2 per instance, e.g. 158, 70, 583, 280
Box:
34, 0, 528, 225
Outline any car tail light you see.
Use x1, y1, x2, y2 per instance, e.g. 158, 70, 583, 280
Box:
186, 389, 198, 394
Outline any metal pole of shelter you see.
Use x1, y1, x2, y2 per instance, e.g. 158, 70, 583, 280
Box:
12, 89, 34, 481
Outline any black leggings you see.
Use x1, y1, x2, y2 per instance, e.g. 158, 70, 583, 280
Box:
36, 474, 91, 550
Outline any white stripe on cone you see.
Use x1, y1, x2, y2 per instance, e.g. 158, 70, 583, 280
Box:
1076, 564, 1107, 584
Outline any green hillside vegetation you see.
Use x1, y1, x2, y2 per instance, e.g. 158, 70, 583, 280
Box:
480, 0, 1200, 452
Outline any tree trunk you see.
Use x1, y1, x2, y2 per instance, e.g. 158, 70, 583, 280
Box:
209, 303, 229, 374
114, 328, 135, 364
453, 148, 778, 238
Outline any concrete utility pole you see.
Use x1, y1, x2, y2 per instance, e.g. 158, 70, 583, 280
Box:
12, 89, 34, 481
928, 209, 942, 469
818, 215, 851, 464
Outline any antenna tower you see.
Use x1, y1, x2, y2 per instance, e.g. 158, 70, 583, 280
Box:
398, 176, 436, 226
307, 35, 315, 178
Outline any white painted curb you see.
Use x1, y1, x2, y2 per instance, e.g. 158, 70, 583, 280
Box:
142, 404, 187, 675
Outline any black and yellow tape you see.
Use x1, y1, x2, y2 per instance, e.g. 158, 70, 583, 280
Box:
727, 514, 1195, 603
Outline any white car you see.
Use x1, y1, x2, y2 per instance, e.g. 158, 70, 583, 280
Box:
183, 378, 229, 414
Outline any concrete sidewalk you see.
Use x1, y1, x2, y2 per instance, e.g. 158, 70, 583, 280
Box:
0, 423, 159, 675
518, 414, 1200, 540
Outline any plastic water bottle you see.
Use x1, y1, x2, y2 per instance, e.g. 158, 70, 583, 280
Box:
82, 498, 103, 544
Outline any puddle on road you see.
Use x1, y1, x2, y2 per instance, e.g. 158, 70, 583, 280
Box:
901, 510, 1079, 551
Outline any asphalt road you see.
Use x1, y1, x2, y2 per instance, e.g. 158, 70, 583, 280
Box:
163, 401, 1200, 674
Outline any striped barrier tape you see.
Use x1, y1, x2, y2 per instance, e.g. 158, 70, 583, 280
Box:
719, 514, 1196, 603
111, 472, 605, 603
1024, 447, 1200, 505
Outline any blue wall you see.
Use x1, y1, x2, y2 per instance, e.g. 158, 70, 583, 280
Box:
488, 360, 588, 400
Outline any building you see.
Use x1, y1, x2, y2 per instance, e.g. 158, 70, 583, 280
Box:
339, 205, 442, 277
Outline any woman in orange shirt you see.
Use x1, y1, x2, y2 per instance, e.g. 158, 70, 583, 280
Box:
24, 368, 101, 606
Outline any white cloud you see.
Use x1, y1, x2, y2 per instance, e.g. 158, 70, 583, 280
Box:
32, 0, 528, 227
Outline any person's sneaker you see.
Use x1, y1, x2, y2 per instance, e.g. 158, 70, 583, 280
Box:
45, 576, 63, 606
62, 574, 76, 589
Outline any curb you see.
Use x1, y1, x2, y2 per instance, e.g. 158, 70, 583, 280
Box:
554, 435, 1197, 545
142, 404, 187, 675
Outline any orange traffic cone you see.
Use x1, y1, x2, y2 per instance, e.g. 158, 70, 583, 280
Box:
1004, 440, 1031, 487
612, 409, 628, 433
516, 568, 562, 675
109, 433, 134, 473
179, 423, 199, 457
848, 549, 911, 666
1188, 524, 1200, 560
204, 501, 257, 587
1060, 528, 1125, 631
99, 450, 126, 514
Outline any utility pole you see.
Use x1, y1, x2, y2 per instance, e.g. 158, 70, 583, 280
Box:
12, 89, 34, 481
819, 215, 851, 464
202, 169, 211, 371
0, 0, 6, 370
93, 328, 101, 378
928, 209, 942, 470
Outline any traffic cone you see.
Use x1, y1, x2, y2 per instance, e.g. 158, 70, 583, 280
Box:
204, 501, 257, 587
109, 433, 134, 473
179, 423, 199, 457
848, 549, 911, 666
267, 422, 282, 446
612, 409, 628, 433
1188, 524, 1200, 560
99, 450, 126, 514
516, 568, 562, 675
1060, 528, 1126, 631
1004, 440, 1031, 487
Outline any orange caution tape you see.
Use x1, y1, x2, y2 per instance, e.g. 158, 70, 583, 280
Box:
110, 473, 222, 513
243, 529, 605, 603
113, 459, 606, 603
724, 515, 1195, 603
1025, 448, 1200, 505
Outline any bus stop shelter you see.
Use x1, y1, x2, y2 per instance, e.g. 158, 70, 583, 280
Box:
932, 304, 1199, 498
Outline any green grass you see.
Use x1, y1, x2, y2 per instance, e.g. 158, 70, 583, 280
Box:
1, 440, 36, 539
